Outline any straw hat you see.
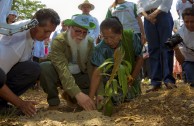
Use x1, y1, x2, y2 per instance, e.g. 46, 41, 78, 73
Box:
78, 0, 95, 10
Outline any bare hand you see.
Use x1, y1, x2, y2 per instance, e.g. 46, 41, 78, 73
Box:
19, 101, 38, 117
75, 92, 96, 111
96, 95, 104, 105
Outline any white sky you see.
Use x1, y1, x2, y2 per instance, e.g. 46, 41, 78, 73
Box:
39, 0, 179, 29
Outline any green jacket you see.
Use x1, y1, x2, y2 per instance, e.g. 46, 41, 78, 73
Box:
48, 31, 94, 97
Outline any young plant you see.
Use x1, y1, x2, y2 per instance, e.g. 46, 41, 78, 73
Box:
98, 47, 132, 116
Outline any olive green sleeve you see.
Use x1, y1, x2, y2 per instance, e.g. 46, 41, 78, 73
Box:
49, 34, 81, 97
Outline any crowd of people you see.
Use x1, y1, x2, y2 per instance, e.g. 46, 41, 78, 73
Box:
0, 0, 194, 117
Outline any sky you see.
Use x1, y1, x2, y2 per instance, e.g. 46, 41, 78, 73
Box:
39, 0, 179, 29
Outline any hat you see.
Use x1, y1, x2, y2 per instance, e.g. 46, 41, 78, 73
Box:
64, 14, 96, 30
8, 10, 18, 17
78, 0, 95, 10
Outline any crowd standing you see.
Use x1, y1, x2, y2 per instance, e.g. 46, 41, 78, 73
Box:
0, 0, 194, 116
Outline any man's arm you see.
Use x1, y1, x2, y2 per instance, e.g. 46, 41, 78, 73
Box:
89, 67, 101, 100
131, 56, 144, 81
0, 84, 37, 117
174, 46, 185, 65
136, 16, 146, 45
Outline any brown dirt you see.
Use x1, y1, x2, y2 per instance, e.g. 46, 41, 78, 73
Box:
1, 81, 194, 126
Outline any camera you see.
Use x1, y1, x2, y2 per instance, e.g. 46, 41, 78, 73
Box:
165, 34, 183, 49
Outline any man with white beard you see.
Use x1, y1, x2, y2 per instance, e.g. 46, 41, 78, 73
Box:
40, 14, 96, 111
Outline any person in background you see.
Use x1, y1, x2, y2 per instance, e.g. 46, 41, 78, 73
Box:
0, 8, 60, 116
49, 20, 68, 52
172, 19, 183, 81
6, 10, 18, 24
137, 0, 176, 92
78, 0, 100, 46
173, 6, 194, 87
0, 0, 13, 23
40, 14, 96, 111
89, 17, 143, 105
106, 0, 146, 45
176, 0, 193, 27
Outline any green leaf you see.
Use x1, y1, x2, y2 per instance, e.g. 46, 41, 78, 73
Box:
103, 99, 113, 116
122, 60, 132, 74
105, 83, 113, 96
100, 73, 111, 77
98, 60, 113, 70
118, 65, 128, 97
102, 63, 114, 73
112, 79, 118, 94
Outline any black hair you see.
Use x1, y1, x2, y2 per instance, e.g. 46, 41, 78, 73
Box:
182, 5, 194, 19
100, 16, 123, 34
32, 8, 60, 27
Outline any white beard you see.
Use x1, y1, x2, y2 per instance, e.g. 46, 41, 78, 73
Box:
67, 30, 89, 64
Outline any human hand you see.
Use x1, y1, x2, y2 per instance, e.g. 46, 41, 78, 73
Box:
75, 92, 96, 111
127, 75, 134, 88
19, 100, 38, 117
145, 15, 156, 24
141, 34, 147, 45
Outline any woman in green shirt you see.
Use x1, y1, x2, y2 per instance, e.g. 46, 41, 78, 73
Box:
89, 17, 143, 105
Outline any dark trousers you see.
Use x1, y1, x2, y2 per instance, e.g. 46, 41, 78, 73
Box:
144, 11, 175, 86
0, 61, 40, 105
0, 68, 6, 88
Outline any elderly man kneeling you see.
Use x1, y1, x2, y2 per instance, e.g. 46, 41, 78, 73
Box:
40, 14, 96, 111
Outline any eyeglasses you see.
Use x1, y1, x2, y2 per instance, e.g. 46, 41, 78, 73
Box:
72, 27, 88, 36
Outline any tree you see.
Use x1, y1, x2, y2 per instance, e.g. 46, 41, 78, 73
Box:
12, 0, 46, 20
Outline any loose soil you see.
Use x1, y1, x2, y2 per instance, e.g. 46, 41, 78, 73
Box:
1, 81, 194, 126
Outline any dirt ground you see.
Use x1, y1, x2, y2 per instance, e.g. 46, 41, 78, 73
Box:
1, 81, 194, 126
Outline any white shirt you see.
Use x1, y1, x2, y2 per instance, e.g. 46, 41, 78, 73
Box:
108, 2, 140, 33
88, 15, 100, 46
33, 40, 45, 58
0, 20, 34, 74
176, 0, 192, 26
177, 25, 194, 62
137, 0, 173, 14
0, 0, 13, 23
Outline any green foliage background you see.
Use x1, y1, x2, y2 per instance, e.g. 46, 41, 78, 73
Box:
12, 0, 46, 20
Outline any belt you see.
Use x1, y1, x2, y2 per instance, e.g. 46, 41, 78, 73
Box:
146, 8, 157, 15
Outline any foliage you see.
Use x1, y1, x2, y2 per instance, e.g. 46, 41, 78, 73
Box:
98, 47, 132, 116
12, 0, 46, 20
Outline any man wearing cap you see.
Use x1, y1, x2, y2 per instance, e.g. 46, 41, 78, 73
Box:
78, 0, 100, 46
6, 10, 18, 24
40, 14, 96, 111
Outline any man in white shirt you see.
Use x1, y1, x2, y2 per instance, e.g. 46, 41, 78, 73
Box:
0, 8, 60, 116
78, 0, 100, 46
173, 6, 194, 87
137, 0, 176, 92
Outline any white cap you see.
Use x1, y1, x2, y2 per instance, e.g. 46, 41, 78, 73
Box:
8, 10, 18, 17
